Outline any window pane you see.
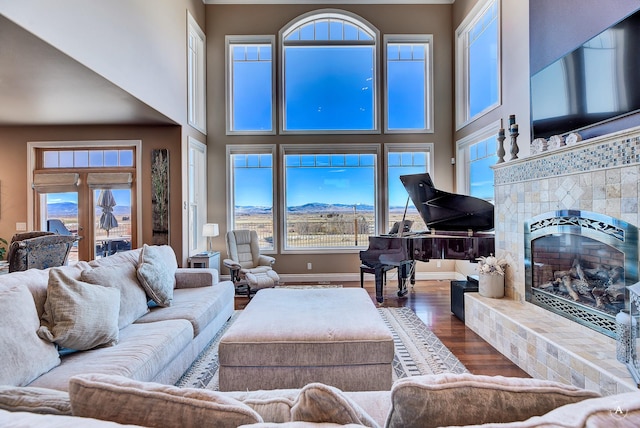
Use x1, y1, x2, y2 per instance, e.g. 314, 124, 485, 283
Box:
387, 43, 427, 130
74, 151, 89, 167
59, 151, 74, 168
469, 137, 496, 202
468, 3, 499, 118
104, 150, 118, 167
284, 153, 375, 249
43, 152, 58, 168
119, 150, 134, 166
387, 151, 429, 231
232, 44, 273, 132
284, 46, 375, 131
89, 151, 103, 167
231, 153, 274, 250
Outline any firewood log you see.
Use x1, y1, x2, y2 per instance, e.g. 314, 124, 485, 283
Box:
562, 275, 580, 301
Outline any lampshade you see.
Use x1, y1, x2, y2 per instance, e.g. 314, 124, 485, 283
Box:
202, 223, 219, 238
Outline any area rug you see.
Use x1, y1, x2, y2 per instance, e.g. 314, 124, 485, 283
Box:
175, 307, 468, 391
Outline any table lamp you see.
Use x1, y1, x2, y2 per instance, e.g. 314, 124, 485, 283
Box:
202, 223, 219, 253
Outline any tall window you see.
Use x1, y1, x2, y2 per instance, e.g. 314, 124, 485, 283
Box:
385, 144, 433, 231
456, 121, 500, 203
226, 36, 275, 134
280, 10, 379, 133
227, 146, 275, 251
384, 35, 433, 133
187, 13, 207, 133
455, 0, 500, 128
281, 145, 378, 250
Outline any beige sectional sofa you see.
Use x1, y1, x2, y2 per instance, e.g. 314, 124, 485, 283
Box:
0, 245, 235, 392
1, 372, 640, 427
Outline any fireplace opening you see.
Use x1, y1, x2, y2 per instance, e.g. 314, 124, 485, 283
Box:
525, 210, 639, 338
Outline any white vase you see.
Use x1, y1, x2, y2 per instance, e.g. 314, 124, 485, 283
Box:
479, 274, 504, 298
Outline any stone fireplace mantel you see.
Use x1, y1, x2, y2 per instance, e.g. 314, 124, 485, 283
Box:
464, 125, 640, 395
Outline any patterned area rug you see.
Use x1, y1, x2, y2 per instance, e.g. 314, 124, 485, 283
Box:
176, 307, 468, 391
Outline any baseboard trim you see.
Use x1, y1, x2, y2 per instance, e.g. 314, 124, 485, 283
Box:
220, 271, 466, 284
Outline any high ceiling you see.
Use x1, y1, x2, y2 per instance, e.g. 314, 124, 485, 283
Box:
0, 15, 174, 126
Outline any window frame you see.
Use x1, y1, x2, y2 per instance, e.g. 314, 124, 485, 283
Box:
383, 143, 434, 232
456, 119, 501, 201
455, 0, 501, 129
225, 35, 276, 135
226, 144, 277, 254
278, 9, 381, 135
187, 12, 207, 134
383, 35, 434, 134
280, 143, 381, 254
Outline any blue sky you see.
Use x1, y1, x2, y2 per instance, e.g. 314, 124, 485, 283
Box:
47, 189, 130, 207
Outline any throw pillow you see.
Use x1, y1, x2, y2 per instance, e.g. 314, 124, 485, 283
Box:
37, 268, 120, 351
385, 373, 602, 428
81, 263, 149, 329
0, 385, 71, 415
68, 373, 263, 428
136, 244, 177, 307
227, 389, 299, 423
290, 383, 379, 428
239, 424, 369, 427
0, 285, 60, 386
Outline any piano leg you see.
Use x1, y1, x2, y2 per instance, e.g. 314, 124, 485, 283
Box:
374, 266, 385, 303
397, 261, 413, 298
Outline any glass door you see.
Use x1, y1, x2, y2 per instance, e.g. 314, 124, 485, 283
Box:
40, 192, 80, 262
93, 188, 132, 258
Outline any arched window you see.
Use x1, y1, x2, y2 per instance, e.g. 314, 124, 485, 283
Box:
280, 10, 379, 133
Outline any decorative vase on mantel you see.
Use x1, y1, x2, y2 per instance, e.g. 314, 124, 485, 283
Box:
478, 274, 505, 298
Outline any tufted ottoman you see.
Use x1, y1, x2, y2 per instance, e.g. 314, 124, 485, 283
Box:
218, 287, 394, 392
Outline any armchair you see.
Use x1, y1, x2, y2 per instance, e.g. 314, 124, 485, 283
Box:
7, 232, 78, 272
223, 230, 279, 296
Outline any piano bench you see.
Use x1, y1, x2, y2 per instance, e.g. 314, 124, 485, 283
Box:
450, 278, 479, 322
360, 263, 395, 288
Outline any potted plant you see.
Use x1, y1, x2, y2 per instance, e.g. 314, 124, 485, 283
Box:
476, 254, 508, 298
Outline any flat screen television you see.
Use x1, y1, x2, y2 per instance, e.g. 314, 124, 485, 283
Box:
531, 9, 640, 141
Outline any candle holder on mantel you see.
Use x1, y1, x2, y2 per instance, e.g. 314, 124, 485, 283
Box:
496, 129, 506, 163
509, 125, 519, 160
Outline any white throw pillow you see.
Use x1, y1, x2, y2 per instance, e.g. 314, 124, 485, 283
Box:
81, 263, 149, 329
0, 285, 60, 386
37, 268, 120, 351
136, 244, 177, 307
69, 373, 263, 428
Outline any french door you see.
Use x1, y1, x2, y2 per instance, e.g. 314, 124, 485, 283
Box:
32, 144, 138, 262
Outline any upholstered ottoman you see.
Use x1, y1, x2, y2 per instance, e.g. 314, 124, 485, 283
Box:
218, 288, 394, 392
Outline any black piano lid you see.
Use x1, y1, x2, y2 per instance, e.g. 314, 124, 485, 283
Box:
399, 173, 495, 232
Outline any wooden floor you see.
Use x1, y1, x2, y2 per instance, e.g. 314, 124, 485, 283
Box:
235, 279, 529, 378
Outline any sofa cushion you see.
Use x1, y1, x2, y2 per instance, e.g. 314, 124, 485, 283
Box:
68, 373, 263, 428
81, 263, 149, 329
0, 285, 60, 386
291, 383, 379, 428
37, 268, 120, 351
134, 285, 233, 337
239, 424, 369, 427
29, 319, 193, 392
385, 373, 602, 428
136, 244, 177, 307
0, 385, 70, 415
0, 409, 147, 428
227, 389, 300, 423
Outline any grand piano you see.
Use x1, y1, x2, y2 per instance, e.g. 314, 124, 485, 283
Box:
359, 173, 495, 303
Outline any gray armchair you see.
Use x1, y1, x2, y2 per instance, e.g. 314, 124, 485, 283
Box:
7, 232, 78, 272
223, 230, 279, 296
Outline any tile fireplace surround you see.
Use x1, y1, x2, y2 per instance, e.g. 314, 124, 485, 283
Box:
465, 125, 640, 396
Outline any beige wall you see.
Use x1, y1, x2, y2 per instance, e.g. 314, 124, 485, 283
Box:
205, 4, 457, 276
0, 125, 185, 264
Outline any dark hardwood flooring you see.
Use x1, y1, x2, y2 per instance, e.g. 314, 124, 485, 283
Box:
234, 279, 529, 378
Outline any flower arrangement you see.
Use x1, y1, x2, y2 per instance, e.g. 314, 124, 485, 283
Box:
477, 254, 508, 276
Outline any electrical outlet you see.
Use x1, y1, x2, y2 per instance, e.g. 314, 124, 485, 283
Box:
436, 260, 441, 268
307, 262, 312, 270
16, 222, 27, 231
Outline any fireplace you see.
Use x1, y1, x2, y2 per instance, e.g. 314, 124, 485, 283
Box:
525, 210, 639, 338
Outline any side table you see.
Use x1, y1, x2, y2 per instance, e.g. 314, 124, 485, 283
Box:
188, 251, 220, 272
450, 275, 479, 322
